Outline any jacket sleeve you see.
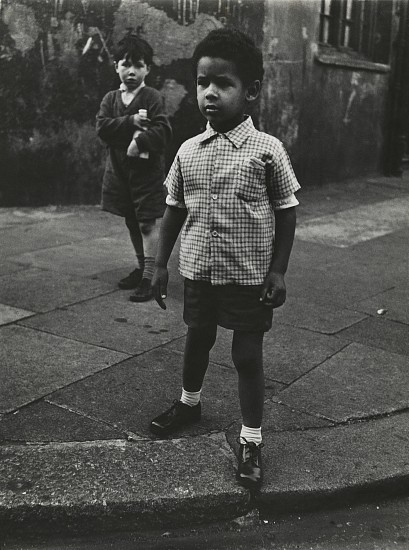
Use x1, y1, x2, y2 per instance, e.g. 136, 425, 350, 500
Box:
133, 90, 172, 153
96, 92, 135, 148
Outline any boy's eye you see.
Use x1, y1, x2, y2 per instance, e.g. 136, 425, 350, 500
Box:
197, 78, 208, 87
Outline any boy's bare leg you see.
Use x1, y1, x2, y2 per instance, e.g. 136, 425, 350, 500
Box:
232, 330, 265, 428
130, 218, 162, 301
149, 324, 216, 436
125, 214, 144, 257
119, 215, 145, 289
138, 217, 162, 258
183, 325, 217, 392
232, 329, 265, 488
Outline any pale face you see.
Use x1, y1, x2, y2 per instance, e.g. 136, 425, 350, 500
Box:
196, 56, 260, 133
115, 56, 150, 90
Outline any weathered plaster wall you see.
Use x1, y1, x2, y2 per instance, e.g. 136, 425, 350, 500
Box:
0, 0, 263, 206
0, 0, 390, 204
261, 0, 389, 186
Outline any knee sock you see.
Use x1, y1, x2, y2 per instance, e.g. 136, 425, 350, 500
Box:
136, 254, 145, 271
142, 256, 155, 280
240, 425, 262, 446
180, 387, 201, 407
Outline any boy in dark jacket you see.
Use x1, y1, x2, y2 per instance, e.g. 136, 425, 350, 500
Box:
96, 35, 172, 301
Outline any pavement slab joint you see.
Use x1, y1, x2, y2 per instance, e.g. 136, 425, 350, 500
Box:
1, 173, 409, 531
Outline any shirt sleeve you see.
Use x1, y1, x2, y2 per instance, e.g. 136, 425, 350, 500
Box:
164, 151, 186, 208
272, 193, 299, 210
266, 142, 301, 203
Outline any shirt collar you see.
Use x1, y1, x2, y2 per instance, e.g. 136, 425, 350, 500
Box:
198, 116, 255, 148
119, 82, 145, 95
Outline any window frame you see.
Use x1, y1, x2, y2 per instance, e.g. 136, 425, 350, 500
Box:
318, 0, 393, 67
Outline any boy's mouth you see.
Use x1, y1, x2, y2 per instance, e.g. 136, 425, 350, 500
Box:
204, 104, 219, 114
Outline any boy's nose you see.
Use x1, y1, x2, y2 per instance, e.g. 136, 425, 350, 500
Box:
205, 86, 217, 98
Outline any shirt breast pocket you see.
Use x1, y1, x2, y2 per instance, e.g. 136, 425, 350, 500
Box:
234, 158, 266, 202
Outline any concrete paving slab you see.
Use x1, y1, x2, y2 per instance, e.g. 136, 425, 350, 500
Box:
274, 298, 367, 335
0, 303, 34, 325
296, 196, 409, 248
227, 401, 332, 439
21, 292, 186, 354
48, 348, 245, 438
286, 265, 392, 308
256, 413, 409, 510
0, 211, 126, 259
0, 262, 27, 277
168, 324, 345, 386
0, 435, 248, 533
337, 317, 409, 356
0, 268, 113, 313
0, 207, 73, 229
0, 401, 122, 443
1, 224, 86, 258
263, 324, 348, 384
12, 236, 136, 277
351, 286, 409, 325
297, 176, 409, 222
0, 325, 129, 413
275, 343, 409, 422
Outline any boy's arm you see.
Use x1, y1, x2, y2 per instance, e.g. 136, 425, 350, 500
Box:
133, 93, 172, 154
260, 206, 297, 308
152, 205, 187, 310
96, 93, 135, 147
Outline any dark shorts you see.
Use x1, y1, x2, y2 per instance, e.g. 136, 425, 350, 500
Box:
102, 182, 166, 221
183, 279, 273, 332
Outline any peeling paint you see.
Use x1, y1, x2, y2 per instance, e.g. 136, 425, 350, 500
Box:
113, 1, 222, 66
2, 3, 39, 53
161, 79, 188, 117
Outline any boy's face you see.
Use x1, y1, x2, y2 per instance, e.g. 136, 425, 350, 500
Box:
115, 56, 150, 90
196, 56, 260, 133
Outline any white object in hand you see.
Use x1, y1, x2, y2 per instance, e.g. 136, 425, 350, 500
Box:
134, 109, 149, 159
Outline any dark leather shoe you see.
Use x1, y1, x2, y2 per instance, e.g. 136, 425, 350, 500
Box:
150, 400, 201, 436
129, 278, 153, 302
118, 268, 143, 290
236, 439, 264, 489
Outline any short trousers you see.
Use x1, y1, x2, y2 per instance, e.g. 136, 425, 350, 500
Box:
102, 183, 166, 220
183, 279, 273, 332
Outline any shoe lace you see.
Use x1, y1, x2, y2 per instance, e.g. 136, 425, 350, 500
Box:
237, 437, 264, 461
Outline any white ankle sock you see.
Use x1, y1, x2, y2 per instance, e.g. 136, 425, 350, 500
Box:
180, 388, 201, 407
240, 425, 262, 445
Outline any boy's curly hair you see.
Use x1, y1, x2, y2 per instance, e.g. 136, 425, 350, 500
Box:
192, 28, 264, 85
114, 34, 153, 66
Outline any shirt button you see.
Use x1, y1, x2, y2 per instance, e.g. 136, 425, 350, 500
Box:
211, 194, 218, 200
211, 230, 219, 237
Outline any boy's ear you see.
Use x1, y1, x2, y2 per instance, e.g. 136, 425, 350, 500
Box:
114, 61, 119, 73
245, 80, 261, 102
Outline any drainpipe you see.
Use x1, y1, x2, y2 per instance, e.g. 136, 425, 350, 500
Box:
386, 0, 409, 175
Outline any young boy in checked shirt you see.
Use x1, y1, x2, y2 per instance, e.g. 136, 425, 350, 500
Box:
150, 28, 300, 489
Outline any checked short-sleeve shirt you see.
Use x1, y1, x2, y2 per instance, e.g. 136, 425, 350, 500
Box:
165, 116, 300, 285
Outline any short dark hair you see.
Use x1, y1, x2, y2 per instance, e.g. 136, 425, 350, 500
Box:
114, 34, 153, 66
192, 28, 264, 85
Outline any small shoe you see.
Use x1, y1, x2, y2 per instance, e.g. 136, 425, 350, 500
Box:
150, 400, 201, 436
129, 278, 153, 302
118, 268, 143, 290
236, 438, 264, 490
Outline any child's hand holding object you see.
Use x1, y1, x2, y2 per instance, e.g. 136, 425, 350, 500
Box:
260, 271, 286, 308
127, 139, 140, 157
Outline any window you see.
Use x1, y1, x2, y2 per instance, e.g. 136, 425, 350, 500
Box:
319, 0, 393, 65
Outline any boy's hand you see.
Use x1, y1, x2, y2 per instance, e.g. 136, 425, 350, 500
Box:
132, 113, 151, 127
127, 139, 140, 157
151, 266, 168, 310
260, 271, 286, 308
